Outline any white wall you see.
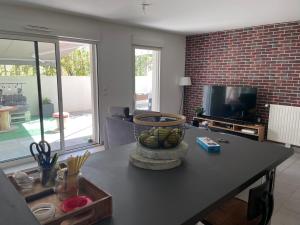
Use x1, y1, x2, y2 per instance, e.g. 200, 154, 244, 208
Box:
0, 76, 92, 115
0, 4, 186, 139
61, 76, 92, 113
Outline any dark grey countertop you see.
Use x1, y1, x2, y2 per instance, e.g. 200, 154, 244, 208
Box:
82, 128, 293, 225
0, 127, 293, 225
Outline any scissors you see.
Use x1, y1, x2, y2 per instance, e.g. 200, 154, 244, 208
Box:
30, 141, 51, 167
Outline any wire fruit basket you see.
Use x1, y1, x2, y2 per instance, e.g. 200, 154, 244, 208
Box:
133, 113, 186, 149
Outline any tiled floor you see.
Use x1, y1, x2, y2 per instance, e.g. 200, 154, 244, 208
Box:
198, 148, 300, 225
236, 149, 300, 225
271, 149, 300, 225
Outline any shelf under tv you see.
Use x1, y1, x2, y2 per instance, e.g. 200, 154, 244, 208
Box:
193, 116, 265, 142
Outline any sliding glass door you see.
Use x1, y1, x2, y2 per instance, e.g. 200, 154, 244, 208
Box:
0, 39, 42, 161
0, 36, 98, 163
59, 41, 96, 149
134, 47, 160, 111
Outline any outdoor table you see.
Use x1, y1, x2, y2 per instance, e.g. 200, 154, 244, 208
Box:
0, 106, 15, 131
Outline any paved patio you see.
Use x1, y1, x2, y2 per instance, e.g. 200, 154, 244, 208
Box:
0, 112, 93, 162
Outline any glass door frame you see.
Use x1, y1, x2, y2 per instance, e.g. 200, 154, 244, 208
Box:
132, 45, 161, 112
0, 32, 101, 168
58, 39, 100, 151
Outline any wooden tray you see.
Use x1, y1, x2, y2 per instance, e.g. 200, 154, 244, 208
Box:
8, 170, 112, 225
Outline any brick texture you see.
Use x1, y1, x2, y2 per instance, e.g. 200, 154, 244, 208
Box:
184, 21, 300, 124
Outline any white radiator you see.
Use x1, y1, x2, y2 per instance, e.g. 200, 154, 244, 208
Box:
267, 104, 300, 146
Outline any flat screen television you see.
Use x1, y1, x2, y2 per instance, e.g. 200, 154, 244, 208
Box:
202, 85, 257, 123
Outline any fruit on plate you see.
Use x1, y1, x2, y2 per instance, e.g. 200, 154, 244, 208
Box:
143, 136, 159, 148
153, 127, 171, 142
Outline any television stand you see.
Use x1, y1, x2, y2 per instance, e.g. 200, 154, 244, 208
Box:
193, 117, 265, 142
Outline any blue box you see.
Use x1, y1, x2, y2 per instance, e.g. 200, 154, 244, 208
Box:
196, 137, 221, 153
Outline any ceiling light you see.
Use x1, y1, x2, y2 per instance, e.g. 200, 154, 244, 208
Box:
141, 2, 151, 14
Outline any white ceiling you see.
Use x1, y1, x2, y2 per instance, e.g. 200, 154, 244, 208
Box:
1, 0, 300, 34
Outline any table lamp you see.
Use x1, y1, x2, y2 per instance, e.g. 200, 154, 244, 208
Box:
179, 77, 192, 86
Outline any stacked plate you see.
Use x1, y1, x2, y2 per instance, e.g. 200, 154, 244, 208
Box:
129, 141, 189, 170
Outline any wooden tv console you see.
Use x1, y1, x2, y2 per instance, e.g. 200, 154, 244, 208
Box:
193, 117, 265, 142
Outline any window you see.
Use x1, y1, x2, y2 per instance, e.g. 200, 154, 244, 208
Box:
0, 37, 99, 163
134, 47, 160, 111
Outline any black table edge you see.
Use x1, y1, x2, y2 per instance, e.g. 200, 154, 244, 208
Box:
181, 148, 294, 225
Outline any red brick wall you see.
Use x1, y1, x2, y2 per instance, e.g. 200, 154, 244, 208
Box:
184, 21, 300, 124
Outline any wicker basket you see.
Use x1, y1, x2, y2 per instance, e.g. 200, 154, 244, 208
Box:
133, 113, 186, 149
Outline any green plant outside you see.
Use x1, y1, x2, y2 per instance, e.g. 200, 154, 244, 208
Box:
135, 54, 153, 76
0, 49, 153, 77
42, 97, 52, 104
0, 48, 91, 76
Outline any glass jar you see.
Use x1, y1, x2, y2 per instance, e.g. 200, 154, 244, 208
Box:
55, 169, 67, 201
66, 173, 80, 197
40, 166, 57, 187
55, 169, 81, 201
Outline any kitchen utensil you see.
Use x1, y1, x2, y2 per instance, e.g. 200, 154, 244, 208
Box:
67, 151, 91, 176
30, 140, 51, 167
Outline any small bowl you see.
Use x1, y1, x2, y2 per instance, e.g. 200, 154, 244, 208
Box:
60, 195, 93, 213
31, 203, 56, 221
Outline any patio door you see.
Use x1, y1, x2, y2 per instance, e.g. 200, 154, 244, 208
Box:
0, 36, 99, 163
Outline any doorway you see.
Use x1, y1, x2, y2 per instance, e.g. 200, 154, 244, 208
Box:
134, 47, 160, 111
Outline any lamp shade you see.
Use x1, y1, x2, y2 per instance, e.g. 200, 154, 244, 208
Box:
179, 77, 192, 86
